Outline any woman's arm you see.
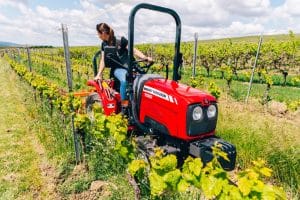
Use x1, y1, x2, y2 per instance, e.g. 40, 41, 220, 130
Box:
133, 48, 153, 61
95, 51, 105, 80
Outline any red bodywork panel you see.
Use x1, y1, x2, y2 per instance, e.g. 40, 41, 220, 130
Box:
87, 80, 121, 115
139, 79, 217, 141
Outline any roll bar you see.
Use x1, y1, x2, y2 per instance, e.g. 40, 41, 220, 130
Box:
127, 3, 182, 82
92, 50, 101, 76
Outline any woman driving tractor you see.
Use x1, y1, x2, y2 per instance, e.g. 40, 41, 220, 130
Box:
94, 23, 152, 108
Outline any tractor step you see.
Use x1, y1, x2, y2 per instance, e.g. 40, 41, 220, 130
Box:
189, 137, 236, 171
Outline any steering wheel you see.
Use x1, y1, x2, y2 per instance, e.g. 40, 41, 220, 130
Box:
133, 59, 154, 74
105, 54, 154, 74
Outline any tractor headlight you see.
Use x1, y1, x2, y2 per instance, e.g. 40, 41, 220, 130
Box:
207, 104, 217, 118
192, 106, 203, 121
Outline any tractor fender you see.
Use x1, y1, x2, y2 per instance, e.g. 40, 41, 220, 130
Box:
87, 80, 101, 93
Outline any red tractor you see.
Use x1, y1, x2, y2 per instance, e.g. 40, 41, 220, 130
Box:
86, 3, 236, 170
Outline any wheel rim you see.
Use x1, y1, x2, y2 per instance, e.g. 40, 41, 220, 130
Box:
85, 93, 102, 121
86, 101, 102, 121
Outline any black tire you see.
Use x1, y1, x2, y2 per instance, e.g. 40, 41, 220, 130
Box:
136, 146, 151, 166
85, 92, 102, 121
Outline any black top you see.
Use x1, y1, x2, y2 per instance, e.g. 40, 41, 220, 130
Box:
101, 36, 129, 77
101, 36, 128, 62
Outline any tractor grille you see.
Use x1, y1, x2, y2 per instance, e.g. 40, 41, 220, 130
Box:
186, 103, 218, 136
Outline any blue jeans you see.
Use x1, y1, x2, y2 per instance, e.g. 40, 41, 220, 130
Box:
114, 68, 127, 100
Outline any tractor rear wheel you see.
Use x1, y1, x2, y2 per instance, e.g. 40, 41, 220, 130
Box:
85, 92, 102, 121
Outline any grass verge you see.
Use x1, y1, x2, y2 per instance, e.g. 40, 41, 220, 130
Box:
217, 98, 300, 198
0, 59, 50, 199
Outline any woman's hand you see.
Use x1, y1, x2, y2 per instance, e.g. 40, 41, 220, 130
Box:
133, 47, 153, 63
94, 74, 102, 81
145, 56, 153, 62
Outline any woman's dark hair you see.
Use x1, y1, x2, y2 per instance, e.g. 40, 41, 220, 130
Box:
96, 23, 115, 45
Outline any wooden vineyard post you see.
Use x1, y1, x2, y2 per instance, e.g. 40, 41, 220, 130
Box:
192, 32, 198, 78
17, 48, 21, 63
26, 46, 32, 72
245, 34, 263, 103
61, 24, 81, 164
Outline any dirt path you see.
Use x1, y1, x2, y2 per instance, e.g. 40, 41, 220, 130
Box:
0, 59, 59, 199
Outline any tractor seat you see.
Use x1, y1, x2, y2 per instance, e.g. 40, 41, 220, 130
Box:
133, 74, 163, 116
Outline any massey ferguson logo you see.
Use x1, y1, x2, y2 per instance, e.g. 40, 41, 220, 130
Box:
143, 86, 178, 105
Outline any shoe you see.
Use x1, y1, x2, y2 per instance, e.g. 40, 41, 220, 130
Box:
121, 100, 129, 116
121, 100, 129, 107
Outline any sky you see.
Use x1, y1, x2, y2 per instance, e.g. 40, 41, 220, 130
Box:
0, 0, 299, 46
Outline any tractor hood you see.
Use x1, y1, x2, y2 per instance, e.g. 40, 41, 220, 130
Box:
139, 77, 217, 140
145, 78, 217, 106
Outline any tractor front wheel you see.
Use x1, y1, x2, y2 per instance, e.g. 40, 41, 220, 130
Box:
85, 92, 102, 121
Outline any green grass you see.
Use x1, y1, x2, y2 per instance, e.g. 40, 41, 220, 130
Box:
31, 101, 75, 162
5, 51, 300, 198
0, 59, 46, 199
184, 33, 300, 44
29, 90, 135, 199
179, 67, 300, 197
196, 67, 300, 86
1, 58, 135, 199
20, 59, 91, 91
217, 100, 300, 197
220, 78, 300, 102
180, 68, 300, 103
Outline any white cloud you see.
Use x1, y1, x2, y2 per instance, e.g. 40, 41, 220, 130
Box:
282, 0, 300, 17
216, 0, 271, 17
0, 0, 29, 14
216, 21, 264, 38
0, 0, 299, 46
260, 0, 300, 34
0, 12, 9, 24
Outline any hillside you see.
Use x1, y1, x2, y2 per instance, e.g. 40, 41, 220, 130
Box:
194, 33, 300, 44
0, 41, 20, 47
